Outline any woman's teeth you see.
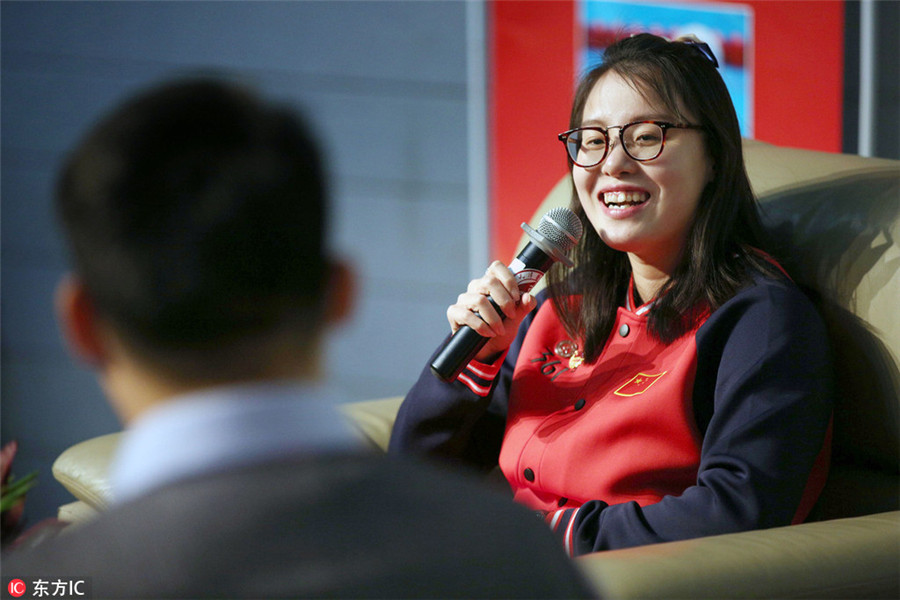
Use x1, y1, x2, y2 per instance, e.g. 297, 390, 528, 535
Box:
603, 191, 647, 207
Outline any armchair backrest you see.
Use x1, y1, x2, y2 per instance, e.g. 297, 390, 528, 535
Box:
749, 141, 899, 519
518, 139, 900, 520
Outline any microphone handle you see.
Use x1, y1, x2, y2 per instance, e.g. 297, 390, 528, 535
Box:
430, 243, 554, 382
430, 301, 501, 383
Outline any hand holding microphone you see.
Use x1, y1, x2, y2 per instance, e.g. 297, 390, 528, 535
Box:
446, 260, 536, 364
431, 207, 583, 382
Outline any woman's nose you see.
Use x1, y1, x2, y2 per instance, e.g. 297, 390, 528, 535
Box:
601, 136, 636, 176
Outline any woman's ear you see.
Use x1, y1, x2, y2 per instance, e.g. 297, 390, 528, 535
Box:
324, 259, 355, 327
55, 275, 109, 367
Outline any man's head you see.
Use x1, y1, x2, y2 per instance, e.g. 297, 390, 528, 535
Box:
55, 78, 351, 410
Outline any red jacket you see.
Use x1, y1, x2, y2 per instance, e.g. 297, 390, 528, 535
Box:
390, 273, 834, 555
502, 282, 705, 513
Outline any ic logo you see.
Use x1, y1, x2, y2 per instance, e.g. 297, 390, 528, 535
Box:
7, 579, 26, 598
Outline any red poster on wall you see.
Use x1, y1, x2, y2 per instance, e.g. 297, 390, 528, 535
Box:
488, 0, 844, 263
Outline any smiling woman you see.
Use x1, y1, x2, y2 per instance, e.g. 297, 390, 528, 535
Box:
391, 33, 836, 558
569, 71, 713, 294
552, 34, 768, 353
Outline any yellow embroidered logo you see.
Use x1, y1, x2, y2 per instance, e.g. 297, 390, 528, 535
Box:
613, 371, 668, 397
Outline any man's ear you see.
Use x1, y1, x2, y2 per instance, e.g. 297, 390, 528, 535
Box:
55, 275, 110, 367
324, 259, 355, 327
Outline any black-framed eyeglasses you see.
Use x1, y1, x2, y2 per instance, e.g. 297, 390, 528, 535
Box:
557, 121, 704, 167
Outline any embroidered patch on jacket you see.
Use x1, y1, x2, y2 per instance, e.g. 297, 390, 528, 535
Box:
613, 372, 668, 397
531, 346, 573, 381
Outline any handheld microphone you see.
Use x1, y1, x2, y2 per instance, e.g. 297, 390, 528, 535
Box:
430, 207, 584, 382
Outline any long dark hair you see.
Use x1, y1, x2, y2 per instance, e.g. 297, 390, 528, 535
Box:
546, 33, 779, 361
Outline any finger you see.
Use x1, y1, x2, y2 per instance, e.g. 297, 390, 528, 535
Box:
449, 291, 506, 331
447, 299, 505, 338
519, 292, 536, 313
514, 292, 537, 321
484, 261, 521, 302
476, 264, 521, 320
484, 282, 519, 320
463, 267, 517, 322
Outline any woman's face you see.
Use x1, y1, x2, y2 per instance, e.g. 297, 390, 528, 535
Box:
573, 71, 713, 272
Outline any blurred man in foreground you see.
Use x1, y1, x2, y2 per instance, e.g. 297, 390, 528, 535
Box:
3, 78, 594, 599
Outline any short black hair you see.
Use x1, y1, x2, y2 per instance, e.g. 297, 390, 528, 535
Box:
56, 77, 329, 379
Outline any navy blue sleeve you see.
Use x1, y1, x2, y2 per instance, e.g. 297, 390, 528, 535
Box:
388, 293, 549, 472
552, 277, 835, 554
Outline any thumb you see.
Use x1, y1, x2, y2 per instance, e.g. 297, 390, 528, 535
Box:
519, 292, 537, 314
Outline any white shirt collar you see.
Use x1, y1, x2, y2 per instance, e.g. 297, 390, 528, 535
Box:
110, 381, 365, 505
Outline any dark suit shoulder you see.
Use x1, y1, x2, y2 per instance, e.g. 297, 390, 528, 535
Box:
4, 452, 595, 599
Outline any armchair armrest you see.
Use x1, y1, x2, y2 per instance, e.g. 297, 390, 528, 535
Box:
339, 396, 403, 452
576, 511, 900, 599
52, 432, 120, 511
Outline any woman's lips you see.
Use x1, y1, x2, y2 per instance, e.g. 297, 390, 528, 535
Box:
599, 190, 651, 219
602, 190, 649, 207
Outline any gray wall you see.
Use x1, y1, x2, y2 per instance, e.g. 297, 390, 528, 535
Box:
1, 0, 472, 523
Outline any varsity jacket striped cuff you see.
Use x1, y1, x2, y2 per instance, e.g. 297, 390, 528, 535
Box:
457, 352, 507, 397
545, 507, 581, 557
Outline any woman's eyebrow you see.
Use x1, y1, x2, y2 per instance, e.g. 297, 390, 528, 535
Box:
579, 114, 673, 127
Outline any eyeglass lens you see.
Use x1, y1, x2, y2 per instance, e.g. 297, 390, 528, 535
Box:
566, 122, 665, 166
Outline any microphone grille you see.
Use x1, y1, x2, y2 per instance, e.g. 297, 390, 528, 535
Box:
537, 207, 583, 253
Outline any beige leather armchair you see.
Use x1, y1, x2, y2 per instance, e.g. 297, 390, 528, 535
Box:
53, 140, 900, 598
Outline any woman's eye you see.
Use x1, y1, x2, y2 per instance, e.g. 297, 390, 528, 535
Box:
581, 133, 606, 148
628, 125, 663, 145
